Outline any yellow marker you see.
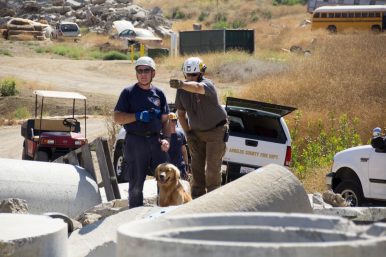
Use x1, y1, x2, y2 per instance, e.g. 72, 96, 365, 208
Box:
130, 45, 134, 63
140, 44, 145, 57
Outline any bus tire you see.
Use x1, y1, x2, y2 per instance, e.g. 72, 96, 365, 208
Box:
371, 25, 381, 33
327, 25, 336, 33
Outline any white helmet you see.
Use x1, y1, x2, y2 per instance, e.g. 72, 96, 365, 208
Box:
182, 57, 206, 74
135, 56, 156, 70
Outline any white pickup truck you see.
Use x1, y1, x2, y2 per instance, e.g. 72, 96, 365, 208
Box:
113, 97, 296, 183
326, 134, 386, 206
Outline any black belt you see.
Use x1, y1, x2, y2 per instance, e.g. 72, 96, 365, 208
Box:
199, 120, 227, 132
126, 131, 159, 138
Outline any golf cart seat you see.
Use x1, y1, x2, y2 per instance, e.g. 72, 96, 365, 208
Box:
21, 118, 80, 139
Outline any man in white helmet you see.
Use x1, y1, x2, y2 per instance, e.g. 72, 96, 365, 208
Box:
169, 57, 228, 198
114, 56, 170, 208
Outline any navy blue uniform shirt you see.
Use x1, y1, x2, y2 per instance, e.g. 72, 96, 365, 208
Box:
114, 84, 169, 133
168, 128, 187, 167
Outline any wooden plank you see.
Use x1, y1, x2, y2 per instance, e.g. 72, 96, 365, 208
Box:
95, 138, 116, 201
80, 144, 97, 182
66, 151, 79, 165
101, 138, 121, 199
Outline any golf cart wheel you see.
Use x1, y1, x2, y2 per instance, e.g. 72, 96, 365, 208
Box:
113, 140, 127, 183
35, 150, 49, 162
335, 180, 364, 207
22, 141, 32, 160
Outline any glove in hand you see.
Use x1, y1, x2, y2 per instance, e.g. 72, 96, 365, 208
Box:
149, 108, 162, 120
136, 109, 162, 122
135, 110, 151, 123
169, 79, 183, 89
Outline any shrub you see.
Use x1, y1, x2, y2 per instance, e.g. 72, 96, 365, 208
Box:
102, 51, 129, 60
198, 11, 209, 22
13, 106, 30, 119
291, 112, 362, 177
212, 21, 228, 29
0, 79, 18, 96
171, 8, 186, 19
0, 49, 12, 56
231, 19, 246, 29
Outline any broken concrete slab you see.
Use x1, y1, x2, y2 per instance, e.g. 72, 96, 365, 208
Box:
0, 214, 68, 257
0, 198, 28, 214
0, 158, 101, 219
167, 164, 313, 216
68, 206, 154, 257
117, 212, 386, 257
314, 207, 386, 224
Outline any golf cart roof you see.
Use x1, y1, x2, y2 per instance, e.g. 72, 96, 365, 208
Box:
34, 90, 87, 100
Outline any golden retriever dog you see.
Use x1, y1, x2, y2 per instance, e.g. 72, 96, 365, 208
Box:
155, 163, 192, 207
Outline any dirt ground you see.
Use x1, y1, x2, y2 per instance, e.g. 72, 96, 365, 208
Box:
0, 39, 253, 159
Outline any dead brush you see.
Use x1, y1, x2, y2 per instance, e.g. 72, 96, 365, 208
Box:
241, 32, 386, 142
101, 105, 121, 150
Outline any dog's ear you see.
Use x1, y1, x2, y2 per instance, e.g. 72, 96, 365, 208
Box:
155, 164, 162, 180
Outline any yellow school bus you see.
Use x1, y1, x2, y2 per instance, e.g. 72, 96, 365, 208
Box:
311, 5, 386, 32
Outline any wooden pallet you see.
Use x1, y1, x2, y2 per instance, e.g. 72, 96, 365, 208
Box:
54, 137, 121, 201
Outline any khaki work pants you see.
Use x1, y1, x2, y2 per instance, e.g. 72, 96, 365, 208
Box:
187, 125, 227, 199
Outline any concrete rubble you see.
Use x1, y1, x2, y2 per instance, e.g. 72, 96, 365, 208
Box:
1, 160, 386, 257
0, 198, 28, 214
0, 0, 172, 37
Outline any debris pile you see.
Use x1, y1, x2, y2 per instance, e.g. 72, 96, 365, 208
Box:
0, 0, 172, 37
3, 17, 49, 40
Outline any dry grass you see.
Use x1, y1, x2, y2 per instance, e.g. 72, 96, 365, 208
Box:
298, 166, 330, 193
240, 32, 386, 141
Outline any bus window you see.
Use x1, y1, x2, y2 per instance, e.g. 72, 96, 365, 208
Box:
313, 13, 320, 18
375, 12, 380, 17
348, 12, 354, 18
354, 12, 361, 17
328, 13, 334, 18
342, 13, 348, 18
321, 13, 327, 18
369, 12, 375, 17
335, 13, 341, 18
362, 12, 368, 17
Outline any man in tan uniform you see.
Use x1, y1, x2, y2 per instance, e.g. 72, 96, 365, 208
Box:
169, 57, 228, 198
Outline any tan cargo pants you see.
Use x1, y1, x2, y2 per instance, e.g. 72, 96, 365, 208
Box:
187, 125, 227, 199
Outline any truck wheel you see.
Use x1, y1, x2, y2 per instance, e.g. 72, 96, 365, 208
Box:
327, 25, 337, 33
335, 180, 364, 207
35, 151, 49, 162
113, 140, 127, 183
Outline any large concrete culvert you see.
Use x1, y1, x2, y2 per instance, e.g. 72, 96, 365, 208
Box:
0, 214, 68, 257
0, 158, 101, 218
117, 212, 386, 257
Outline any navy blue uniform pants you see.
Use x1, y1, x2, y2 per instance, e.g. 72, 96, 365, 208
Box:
124, 134, 168, 208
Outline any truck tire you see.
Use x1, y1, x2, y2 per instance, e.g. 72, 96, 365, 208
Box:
327, 25, 336, 33
335, 180, 364, 207
35, 151, 49, 162
113, 140, 127, 183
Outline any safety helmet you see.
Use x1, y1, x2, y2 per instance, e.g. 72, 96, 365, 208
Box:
182, 57, 206, 74
168, 112, 178, 120
135, 56, 156, 70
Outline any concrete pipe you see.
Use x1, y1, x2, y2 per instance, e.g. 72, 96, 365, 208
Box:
117, 212, 386, 257
0, 214, 68, 257
0, 158, 101, 218
167, 163, 312, 216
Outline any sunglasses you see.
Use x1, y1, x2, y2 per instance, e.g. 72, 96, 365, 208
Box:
186, 73, 200, 77
136, 68, 152, 74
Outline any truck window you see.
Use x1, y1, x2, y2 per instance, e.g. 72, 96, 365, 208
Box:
227, 110, 287, 143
